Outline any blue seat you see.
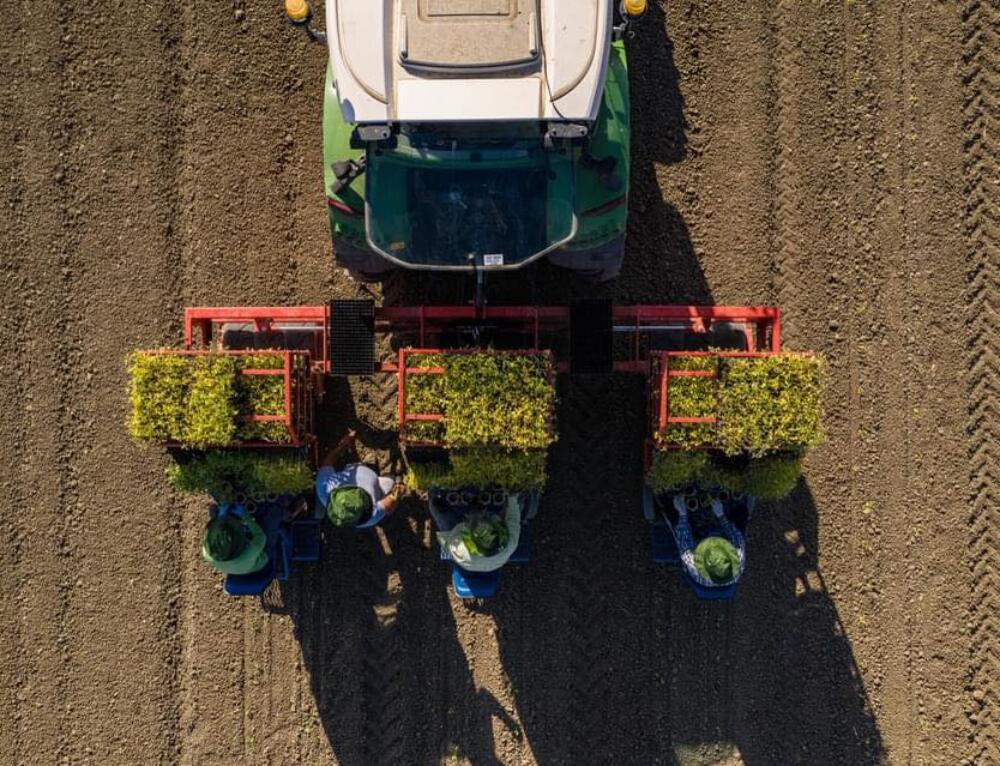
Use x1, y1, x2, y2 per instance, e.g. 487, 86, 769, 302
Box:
650, 522, 679, 564
224, 556, 276, 597
683, 571, 737, 601
289, 519, 322, 562
452, 566, 500, 599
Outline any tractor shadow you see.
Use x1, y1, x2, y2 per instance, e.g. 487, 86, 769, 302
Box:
374, 2, 706, 312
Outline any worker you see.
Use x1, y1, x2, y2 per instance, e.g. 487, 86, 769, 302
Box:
673, 494, 746, 588
432, 494, 521, 573
316, 429, 403, 528
201, 506, 269, 575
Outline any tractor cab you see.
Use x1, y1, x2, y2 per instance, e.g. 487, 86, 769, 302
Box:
306, 0, 643, 281
364, 123, 576, 271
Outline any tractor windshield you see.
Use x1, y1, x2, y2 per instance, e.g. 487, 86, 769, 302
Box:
365, 126, 576, 270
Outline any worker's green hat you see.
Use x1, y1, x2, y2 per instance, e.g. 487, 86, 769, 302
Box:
694, 536, 740, 584
327, 487, 372, 527
203, 516, 248, 562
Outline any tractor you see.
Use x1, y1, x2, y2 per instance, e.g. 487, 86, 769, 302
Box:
286, 0, 647, 282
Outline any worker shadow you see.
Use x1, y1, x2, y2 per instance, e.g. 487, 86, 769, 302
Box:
479, 375, 885, 765
267, 379, 511, 766
723, 481, 886, 764
275, 508, 517, 766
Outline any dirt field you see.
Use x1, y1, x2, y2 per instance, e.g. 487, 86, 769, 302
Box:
1, 1, 996, 764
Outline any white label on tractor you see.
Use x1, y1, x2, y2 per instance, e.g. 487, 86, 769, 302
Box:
483, 253, 505, 267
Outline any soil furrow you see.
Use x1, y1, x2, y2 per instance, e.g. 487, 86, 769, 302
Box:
964, 0, 1000, 762
8, 2, 88, 762
0, 4, 30, 762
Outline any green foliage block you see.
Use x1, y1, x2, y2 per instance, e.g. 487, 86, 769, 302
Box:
181, 356, 238, 448
647, 451, 803, 501
402, 353, 448, 443
235, 354, 291, 442
406, 448, 548, 492
741, 454, 803, 500
658, 355, 717, 449
443, 354, 555, 449
656, 353, 825, 457
167, 451, 313, 502
128, 351, 297, 446
127, 354, 190, 441
403, 352, 556, 450
717, 355, 825, 457
646, 450, 709, 493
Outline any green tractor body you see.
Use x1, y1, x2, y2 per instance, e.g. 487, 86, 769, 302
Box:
322, 5, 632, 281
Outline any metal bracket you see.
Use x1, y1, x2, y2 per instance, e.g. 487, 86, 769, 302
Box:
546, 122, 589, 140
351, 125, 394, 148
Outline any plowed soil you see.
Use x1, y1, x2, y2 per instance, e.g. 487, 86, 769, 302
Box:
2, 2, 996, 765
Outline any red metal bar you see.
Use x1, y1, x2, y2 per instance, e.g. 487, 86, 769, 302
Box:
397, 349, 407, 433
283, 352, 293, 441
659, 357, 669, 432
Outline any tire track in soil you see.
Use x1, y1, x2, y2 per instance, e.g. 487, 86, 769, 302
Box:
763, 0, 893, 761
175, 4, 319, 762
558, 377, 620, 765
963, 0, 1000, 761
359, 530, 412, 766
890, 3, 971, 759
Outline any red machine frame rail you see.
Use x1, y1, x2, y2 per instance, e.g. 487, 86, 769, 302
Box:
184, 304, 781, 373
180, 304, 782, 465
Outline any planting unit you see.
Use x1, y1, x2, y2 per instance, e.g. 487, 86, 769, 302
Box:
132, 300, 820, 598
637, 309, 825, 600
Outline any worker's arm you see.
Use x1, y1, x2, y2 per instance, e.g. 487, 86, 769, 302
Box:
711, 499, 746, 577
319, 429, 357, 469
376, 483, 405, 516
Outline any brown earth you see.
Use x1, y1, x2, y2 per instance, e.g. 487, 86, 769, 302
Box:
1, 1, 996, 765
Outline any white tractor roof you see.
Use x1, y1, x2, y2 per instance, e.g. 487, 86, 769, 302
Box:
325, 0, 612, 124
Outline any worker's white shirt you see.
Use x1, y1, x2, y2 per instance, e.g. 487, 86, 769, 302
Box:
438, 496, 521, 573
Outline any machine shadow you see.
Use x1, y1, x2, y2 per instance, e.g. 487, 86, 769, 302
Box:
487, 450, 886, 764
269, 377, 511, 766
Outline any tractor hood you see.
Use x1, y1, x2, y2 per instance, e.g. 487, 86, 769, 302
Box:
325, 0, 612, 123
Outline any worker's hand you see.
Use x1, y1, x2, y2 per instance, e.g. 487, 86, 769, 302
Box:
338, 429, 357, 447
